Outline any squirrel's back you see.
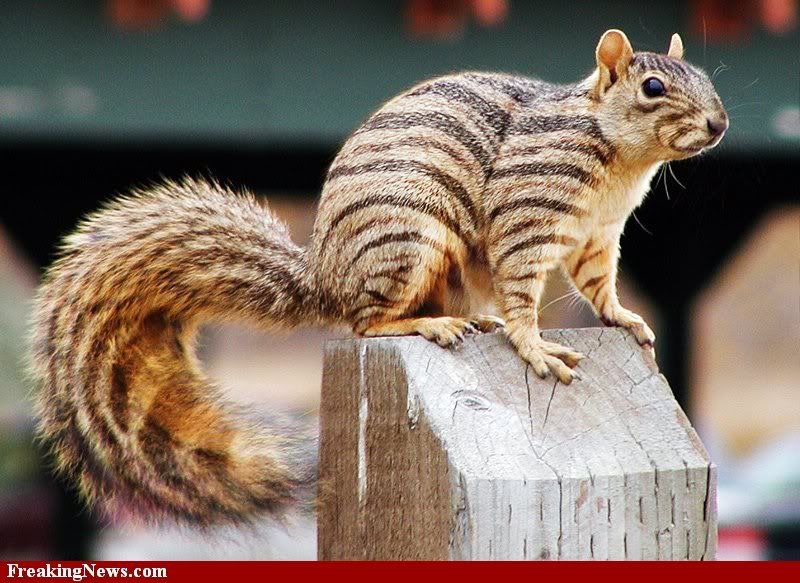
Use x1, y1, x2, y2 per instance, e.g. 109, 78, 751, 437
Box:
309, 72, 588, 313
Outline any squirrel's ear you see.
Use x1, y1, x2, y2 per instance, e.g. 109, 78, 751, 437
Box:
667, 33, 684, 59
594, 29, 634, 95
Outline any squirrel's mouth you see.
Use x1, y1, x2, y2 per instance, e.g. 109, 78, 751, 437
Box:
671, 130, 725, 157
704, 132, 725, 149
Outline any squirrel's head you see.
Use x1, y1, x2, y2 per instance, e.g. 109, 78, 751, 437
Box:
589, 29, 728, 162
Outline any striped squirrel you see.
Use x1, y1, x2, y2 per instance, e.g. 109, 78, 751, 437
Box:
30, 30, 727, 527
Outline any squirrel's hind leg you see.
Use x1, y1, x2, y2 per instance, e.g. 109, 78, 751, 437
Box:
350, 245, 483, 347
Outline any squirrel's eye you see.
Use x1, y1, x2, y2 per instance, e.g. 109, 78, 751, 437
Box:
642, 77, 666, 97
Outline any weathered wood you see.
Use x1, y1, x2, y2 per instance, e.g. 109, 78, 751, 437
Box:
318, 327, 716, 560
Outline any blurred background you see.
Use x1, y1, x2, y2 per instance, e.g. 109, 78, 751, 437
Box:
0, 0, 798, 561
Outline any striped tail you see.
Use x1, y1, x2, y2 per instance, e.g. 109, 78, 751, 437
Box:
29, 178, 319, 526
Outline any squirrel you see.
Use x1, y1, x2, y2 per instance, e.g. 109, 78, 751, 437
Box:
30, 30, 727, 527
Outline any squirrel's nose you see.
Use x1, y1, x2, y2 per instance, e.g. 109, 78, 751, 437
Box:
706, 115, 729, 137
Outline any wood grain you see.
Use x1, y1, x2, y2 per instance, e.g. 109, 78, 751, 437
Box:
318, 327, 716, 560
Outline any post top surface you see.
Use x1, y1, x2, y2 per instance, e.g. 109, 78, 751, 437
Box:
325, 327, 711, 480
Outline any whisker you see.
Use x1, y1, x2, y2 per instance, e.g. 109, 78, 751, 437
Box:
632, 210, 653, 235
567, 288, 585, 310
667, 162, 686, 190
654, 164, 667, 201
703, 16, 708, 66
725, 78, 761, 103
540, 290, 578, 314
660, 163, 672, 201
738, 77, 761, 92
638, 17, 656, 44
726, 102, 760, 112
711, 61, 728, 81
728, 114, 765, 120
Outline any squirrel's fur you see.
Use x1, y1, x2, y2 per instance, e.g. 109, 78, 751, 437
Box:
30, 30, 726, 526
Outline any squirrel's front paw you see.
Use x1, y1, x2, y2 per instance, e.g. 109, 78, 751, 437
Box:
468, 314, 506, 333
601, 306, 655, 351
514, 337, 584, 385
416, 317, 479, 348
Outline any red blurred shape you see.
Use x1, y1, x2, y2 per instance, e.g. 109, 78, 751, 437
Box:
406, 0, 509, 39
107, 0, 210, 30
718, 525, 768, 561
691, 0, 797, 42
761, 0, 798, 33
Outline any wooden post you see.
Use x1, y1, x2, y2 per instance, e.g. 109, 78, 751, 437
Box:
318, 328, 716, 560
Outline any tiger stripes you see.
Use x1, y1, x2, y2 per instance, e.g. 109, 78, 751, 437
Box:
31, 29, 727, 526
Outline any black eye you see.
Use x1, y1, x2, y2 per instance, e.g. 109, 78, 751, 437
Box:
642, 77, 666, 97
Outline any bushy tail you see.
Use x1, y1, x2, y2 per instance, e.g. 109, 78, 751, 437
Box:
29, 178, 319, 527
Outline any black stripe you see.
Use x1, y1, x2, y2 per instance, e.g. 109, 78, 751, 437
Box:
337, 218, 395, 248
489, 196, 586, 222
365, 289, 393, 304
655, 111, 687, 125
346, 231, 444, 273
464, 74, 540, 103
657, 58, 682, 78
348, 137, 474, 170
140, 416, 277, 519
109, 362, 129, 432
490, 78, 584, 103
504, 305, 534, 318
506, 291, 534, 304
76, 310, 226, 519
491, 161, 594, 186
371, 271, 409, 286
373, 253, 421, 271
670, 59, 693, 77
632, 53, 657, 71
658, 55, 691, 78
508, 141, 615, 166
592, 284, 606, 304
634, 52, 703, 82
409, 80, 511, 137
42, 264, 238, 524
348, 303, 389, 321
356, 111, 492, 176
509, 114, 611, 149
571, 248, 603, 278
58, 414, 211, 524
497, 217, 556, 240
502, 270, 545, 282
322, 194, 463, 249
139, 415, 200, 492
556, 86, 589, 101
654, 111, 699, 141
328, 160, 479, 227
495, 234, 575, 268
582, 274, 608, 290
40, 273, 142, 513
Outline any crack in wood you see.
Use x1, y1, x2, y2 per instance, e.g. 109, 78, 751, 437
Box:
525, 363, 535, 441
542, 378, 558, 430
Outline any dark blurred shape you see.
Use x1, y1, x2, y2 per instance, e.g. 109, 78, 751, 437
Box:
405, 0, 508, 38
107, 0, 210, 29
768, 525, 800, 560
